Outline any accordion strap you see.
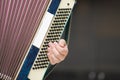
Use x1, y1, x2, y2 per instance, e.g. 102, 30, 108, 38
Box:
64, 15, 72, 45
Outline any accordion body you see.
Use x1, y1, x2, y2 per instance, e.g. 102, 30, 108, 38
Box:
0, 0, 76, 80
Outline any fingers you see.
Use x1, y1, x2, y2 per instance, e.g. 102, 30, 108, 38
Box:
47, 39, 68, 65
54, 39, 68, 57
54, 42, 68, 57
47, 43, 61, 65
47, 52, 60, 65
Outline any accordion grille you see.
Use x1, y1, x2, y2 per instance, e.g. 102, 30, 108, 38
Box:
0, 0, 50, 79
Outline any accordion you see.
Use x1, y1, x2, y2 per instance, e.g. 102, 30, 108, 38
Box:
0, 0, 76, 80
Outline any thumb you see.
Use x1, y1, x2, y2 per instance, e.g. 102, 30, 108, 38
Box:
58, 39, 67, 47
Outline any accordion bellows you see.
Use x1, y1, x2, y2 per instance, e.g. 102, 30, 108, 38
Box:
0, 0, 50, 79
0, 0, 75, 80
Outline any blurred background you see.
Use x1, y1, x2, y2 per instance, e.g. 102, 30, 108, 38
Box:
47, 0, 120, 80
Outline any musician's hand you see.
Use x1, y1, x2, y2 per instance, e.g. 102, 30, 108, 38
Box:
47, 39, 68, 65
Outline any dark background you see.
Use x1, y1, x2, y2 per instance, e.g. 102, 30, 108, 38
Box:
47, 0, 120, 80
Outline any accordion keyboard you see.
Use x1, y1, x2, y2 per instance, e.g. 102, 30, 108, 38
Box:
32, 8, 72, 70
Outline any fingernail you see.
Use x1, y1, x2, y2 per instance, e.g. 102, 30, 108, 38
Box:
48, 42, 52, 47
49, 42, 52, 45
54, 42, 57, 45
